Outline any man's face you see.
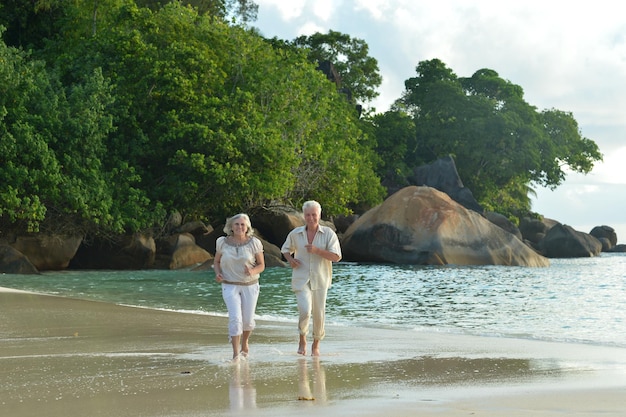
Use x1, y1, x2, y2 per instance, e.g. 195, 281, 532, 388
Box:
304, 207, 320, 227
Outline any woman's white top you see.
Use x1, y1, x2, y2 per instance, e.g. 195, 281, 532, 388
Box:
216, 236, 263, 284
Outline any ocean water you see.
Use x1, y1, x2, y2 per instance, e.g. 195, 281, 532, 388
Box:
2, 253, 625, 348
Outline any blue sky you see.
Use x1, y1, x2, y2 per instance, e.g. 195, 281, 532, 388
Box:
253, 1, 626, 243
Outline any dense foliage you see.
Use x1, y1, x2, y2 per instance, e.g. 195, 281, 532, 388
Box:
292, 30, 383, 108
372, 59, 602, 219
0, 3, 602, 237
0, 1, 384, 235
0, 34, 151, 234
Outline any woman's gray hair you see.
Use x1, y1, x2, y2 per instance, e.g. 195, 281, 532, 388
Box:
302, 200, 322, 213
223, 213, 254, 237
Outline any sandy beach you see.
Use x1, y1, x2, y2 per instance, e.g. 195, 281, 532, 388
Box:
1, 286, 625, 417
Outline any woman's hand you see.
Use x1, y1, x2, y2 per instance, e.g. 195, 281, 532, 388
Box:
215, 272, 224, 283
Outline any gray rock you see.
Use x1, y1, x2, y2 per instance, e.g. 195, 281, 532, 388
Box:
589, 225, 617, 250
540, 224, 602, 258
11, 234, 82, 271
0, 245, 39, 274
341, 186, 549, 267
409, 155, 484, 213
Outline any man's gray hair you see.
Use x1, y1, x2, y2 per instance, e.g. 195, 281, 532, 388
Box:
302, 200, 322, 213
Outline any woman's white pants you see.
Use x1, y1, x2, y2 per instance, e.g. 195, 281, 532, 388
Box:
222, 283, 260, 338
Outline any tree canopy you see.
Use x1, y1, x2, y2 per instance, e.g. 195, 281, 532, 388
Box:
374, 59, 603, 217
292, 30, 382, 109
0, 1, 384, 235
0, 3, 603, 237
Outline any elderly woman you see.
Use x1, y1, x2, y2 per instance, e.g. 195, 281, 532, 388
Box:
214, 213, 265, 360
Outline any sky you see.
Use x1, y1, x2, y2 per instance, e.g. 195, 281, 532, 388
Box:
252, 0, 626, 244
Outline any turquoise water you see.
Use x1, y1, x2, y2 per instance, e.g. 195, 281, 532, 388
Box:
2, 253, 625, 348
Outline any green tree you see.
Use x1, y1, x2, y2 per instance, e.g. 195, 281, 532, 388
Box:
292, 30, 382, 108
0, 0, 257, 50
2, 0, 383, 237
0, 38, 57, 231
0, 30, 155, 234
401, 59, 602, 217
365, 109, 415, 191
137, 0, 258, 22
49, 2, 383, 221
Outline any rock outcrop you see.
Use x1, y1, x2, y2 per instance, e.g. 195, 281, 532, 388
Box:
589, 225, 617, 251
69, 233, 156, 270
250, 207, 305, 248
11, 234, 82, 271
0, 245, 39, 274
341, 186, 549, 267
409, 155, 484, 213
155, 232, 212, 269
540, 224, 602, 258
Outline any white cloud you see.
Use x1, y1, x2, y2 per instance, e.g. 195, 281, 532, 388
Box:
297, 21, 326, 37
311, 0, 336, 21
584, 147, 626, 185
258, 0, 306, 20
354, 0, 391, 20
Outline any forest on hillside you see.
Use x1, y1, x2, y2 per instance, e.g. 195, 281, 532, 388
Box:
0, 0, 602, 238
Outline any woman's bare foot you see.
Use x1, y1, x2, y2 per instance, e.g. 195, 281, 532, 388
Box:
240, 331, 251, 358
311, 339, 320, 357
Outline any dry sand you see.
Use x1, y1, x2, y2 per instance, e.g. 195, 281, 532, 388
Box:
1, 286, 625, 416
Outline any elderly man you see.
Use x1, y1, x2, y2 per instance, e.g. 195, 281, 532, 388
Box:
281, 200, 342, 356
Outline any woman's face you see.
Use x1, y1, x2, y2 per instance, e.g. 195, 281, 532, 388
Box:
232, 217, 248, 237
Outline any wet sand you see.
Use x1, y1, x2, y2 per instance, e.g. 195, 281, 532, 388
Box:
1, 287, 625, 416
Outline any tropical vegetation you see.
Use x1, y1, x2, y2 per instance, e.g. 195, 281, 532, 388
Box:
0, 0, 601, 238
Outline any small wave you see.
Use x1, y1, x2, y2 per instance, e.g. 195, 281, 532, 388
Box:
116, 303, 229, 318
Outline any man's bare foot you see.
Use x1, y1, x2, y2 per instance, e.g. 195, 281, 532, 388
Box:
298, 335, 307, 355
311, 340, 320, 357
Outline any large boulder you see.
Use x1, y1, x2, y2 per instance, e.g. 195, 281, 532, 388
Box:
540, 224, 602, 258
10, 234, 82, 271
0, 244, 39, 274
608, 244, 626, 253
250, 207, 305, 248
589, 225, 617, 251
408, 155, 484, 213
341, 186, 549, 267
70, 233, 156, 269
250, 206, 336, 248
193, 234, 286, 271
155, 233, 212, 269
519, 216, 559, 247
196, 226, 224, 255
519, 217, 549, 245
259, 236, 288, 267
485, 211, 522, 240
334, 214, 360, 234
177, 220, 213, 237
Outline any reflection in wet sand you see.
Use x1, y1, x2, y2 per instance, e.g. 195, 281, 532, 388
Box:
229, 359, 257, 410
298, 358, 327, 404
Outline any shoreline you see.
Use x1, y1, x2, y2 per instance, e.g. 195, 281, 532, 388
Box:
1, 286, 626, 416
